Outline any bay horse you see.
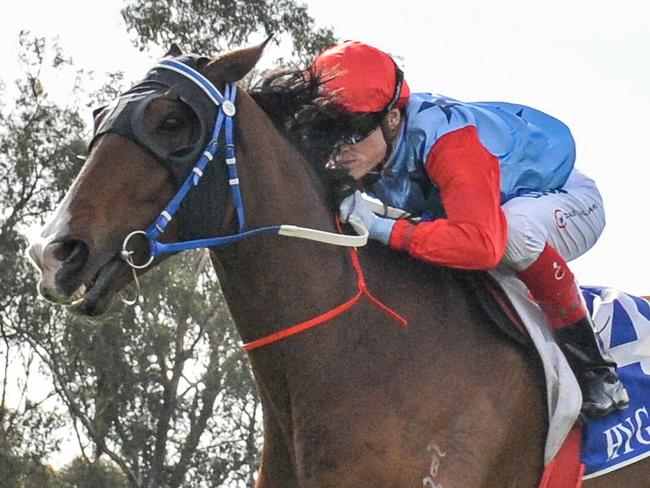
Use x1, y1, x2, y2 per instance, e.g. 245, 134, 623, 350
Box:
27, 42, 648, 487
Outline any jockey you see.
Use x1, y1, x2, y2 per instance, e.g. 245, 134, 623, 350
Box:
310, 40, 629, 419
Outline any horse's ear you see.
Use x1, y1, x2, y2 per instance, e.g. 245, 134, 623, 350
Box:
204, 36, 272, 83
164, 43, 183, 58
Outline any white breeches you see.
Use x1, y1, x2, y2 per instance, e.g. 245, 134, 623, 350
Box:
501, 168, 605, 271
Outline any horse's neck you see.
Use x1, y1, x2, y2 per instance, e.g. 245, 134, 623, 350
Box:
213, 92, 358, 346
209, 95, 522, 440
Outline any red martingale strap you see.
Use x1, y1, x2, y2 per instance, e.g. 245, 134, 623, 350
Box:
241, 228, 408, 352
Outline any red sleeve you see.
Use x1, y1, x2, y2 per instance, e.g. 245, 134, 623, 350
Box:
388, 125, 507, 270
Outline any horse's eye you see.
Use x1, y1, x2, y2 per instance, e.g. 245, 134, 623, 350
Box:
159, 116, 184, 132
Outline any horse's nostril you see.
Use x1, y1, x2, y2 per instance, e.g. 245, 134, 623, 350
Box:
51, 240, 82, 262
36, 238, 90, 300
44, 238, 89, 268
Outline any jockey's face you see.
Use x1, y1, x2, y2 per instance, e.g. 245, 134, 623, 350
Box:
332, 127, 387, 180
330, 108, 402, 180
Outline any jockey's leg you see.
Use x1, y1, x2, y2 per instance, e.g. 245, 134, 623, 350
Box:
502, 168, 629, 418
517, 244, 629, 418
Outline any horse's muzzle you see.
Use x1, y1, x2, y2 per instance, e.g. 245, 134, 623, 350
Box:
28, 236, 90, 304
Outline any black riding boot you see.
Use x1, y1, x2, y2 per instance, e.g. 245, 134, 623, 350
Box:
555, 315, 630, 419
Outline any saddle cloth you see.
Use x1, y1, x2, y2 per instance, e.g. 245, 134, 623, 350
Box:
492, 269, 650, 478
580, 287, 650, 479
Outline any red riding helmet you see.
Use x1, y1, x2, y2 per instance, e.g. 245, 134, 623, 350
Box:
312, 40, 411, 114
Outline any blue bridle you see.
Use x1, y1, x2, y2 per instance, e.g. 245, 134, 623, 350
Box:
120, 58, 367, 271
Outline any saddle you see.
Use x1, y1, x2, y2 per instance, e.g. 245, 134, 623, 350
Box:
461, 270, 532, 348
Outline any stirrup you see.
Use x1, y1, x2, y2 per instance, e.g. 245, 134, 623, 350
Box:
579, 368, 630, 420
555, 316, 630, 419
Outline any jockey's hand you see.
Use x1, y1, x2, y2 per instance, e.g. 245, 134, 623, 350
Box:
339, 190, 395, 245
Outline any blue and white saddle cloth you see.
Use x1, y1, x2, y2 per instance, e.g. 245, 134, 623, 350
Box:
490, 270, 650, 468
581, 287, 650, 479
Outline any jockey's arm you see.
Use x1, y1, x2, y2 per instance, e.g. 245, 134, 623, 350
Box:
388, 126, 508, 270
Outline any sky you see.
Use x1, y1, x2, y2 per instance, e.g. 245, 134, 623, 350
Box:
1, 0, 649, 295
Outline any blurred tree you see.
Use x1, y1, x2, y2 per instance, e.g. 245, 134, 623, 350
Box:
0, 31, 85, 487
0, 380, 66, 488
57, 457, 129, 487
121, 0, 336, 64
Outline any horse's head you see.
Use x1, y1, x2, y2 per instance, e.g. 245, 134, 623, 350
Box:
28, 42, 267, 316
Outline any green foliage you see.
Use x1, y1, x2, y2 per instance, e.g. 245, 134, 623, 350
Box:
121, 0, 336, 63
58, 457, 129, 487
0, 33, 88, 488
0, 453, 64, 488
0, 34, 85, 236
0, 399, 66, 488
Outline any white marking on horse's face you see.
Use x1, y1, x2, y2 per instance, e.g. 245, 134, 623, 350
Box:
422, 443, 446, 488
42, 191, 73, 239
27, 192, 73, 297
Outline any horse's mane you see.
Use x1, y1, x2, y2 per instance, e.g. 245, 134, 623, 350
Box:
249, 68, 381, 206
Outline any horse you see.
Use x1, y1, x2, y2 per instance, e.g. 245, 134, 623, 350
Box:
27, 42, 649, 487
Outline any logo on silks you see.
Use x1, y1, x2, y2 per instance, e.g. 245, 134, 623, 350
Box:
580, 287, 650, 479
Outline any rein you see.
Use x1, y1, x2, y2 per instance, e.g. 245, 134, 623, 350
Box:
119, 58, 367, 271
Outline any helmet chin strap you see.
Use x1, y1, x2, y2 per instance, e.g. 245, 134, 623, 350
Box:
383, 108, 403, 141
380, 116, 402, 166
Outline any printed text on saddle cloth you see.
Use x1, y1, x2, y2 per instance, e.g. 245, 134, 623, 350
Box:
581, 288, 650, 478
